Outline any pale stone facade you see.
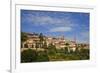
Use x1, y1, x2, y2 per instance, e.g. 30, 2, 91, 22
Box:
21, 33, 76, 52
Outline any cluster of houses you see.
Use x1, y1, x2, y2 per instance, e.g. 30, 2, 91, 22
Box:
21, 32, 89, 52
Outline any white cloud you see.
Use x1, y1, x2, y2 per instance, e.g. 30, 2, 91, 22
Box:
22, 13, 77, 27
49, 27, 72, 32
22, 12, 79, 33
32, 16, 66, 26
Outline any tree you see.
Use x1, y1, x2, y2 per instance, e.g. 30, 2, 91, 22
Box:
36, 51, 49, 62
39, 33, 44, 48
21, 32, 28, 48
64, 47, 68, 54
21, 49, 37, 63
65, 43, 70, 53
47, 44, 56, 55
79, 49, 90, 59
21, 32, 28, 42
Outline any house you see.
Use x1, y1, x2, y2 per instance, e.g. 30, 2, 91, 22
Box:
21, 32, 76, 52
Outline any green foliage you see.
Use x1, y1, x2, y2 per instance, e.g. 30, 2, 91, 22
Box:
36, 51, 49, 62
56, 49, 65, 53
47, 44, 57, 55
21, 49, 37, 63
21, 49, 49, 63
39, 33, 44, 48
79, 49, 90, 60
39, 33, 44, 42
65, 49, 90, 60
64, 47, 69, 54
21, 48, 89, 62
21, 32, 28, 42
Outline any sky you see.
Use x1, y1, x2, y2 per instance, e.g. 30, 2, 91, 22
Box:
21, 10, 90, 44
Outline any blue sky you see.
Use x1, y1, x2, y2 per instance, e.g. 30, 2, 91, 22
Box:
21, 10, 89, 44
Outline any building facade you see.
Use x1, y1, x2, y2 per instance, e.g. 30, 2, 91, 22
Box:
21, 32, 76, 52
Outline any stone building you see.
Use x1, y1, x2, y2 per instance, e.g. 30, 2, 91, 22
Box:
21, 32, 76, 52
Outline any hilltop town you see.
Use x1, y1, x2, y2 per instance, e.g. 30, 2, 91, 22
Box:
21, 32, 90, 62
21, 32, 89, 52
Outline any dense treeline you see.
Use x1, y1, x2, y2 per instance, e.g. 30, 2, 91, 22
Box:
21, 46, 89, 63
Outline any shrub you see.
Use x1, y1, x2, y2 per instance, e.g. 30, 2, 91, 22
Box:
36, 51, 49, 62
21, 49, 37, 63
47, 44, 56, 55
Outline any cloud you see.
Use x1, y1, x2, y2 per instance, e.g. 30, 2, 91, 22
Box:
22, 12, 77, 28
31, 16, 67, 26
22, 12, 77, 33
49, 27, 72, 32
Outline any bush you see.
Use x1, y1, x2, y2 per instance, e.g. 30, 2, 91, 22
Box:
36, 51, 49, 62
21, 49, 49, 63
47, 44, 56, 55
79, 49, 90, 60
21, 49, 37, 63
21, 48, 90, 63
